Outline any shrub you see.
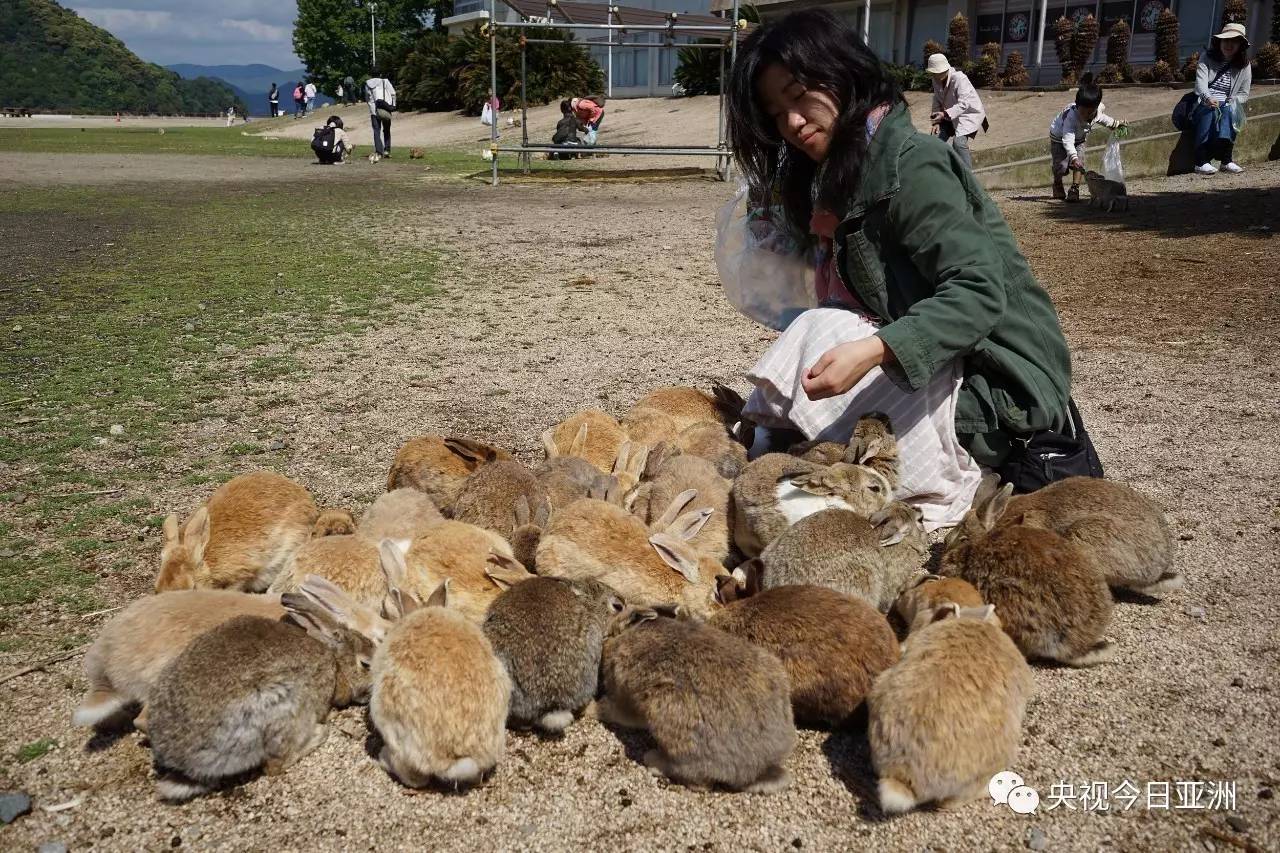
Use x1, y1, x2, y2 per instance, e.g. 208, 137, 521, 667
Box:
1054, 16, 1074, 69
947, 13, 971, 67
1221, 0, 1247, 27
1148, 59, 1175, 83
1155, 9, 1180, 68
1106, 19, 1131, 66
970, 42, 1000, 88
1070, 14, 1100, 80
923, 38, 945, 67
1256, 42, 1280, 79
886, 63, 931, 92
1133, 65, 1154, 84
1098, 63, 1123, 84
1180, 51, 1200, 83
1001, 51, 1030, 87
673, 40, 723, 96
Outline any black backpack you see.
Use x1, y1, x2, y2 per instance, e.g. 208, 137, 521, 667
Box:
311, 125, 337, 160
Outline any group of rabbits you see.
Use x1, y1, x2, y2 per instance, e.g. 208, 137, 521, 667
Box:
72, 385, 1182, 813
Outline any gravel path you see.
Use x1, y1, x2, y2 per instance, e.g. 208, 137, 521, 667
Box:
1, 157, 1277, 852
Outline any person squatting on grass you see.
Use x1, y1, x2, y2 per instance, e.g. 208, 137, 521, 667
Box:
926, 53, 985, 171
1048, 73, 1126, 202
1191, 23, 1252, 175
725, 9, 1081, 527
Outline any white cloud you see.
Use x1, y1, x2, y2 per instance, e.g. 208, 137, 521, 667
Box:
76, 7, 176, 34
220, 18, 291, 42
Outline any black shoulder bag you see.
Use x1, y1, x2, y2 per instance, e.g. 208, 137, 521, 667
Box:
996, 399, 1104, 494
1172, 65, 1228, 131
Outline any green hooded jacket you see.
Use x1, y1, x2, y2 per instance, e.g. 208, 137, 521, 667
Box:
832, 103, 1071, 464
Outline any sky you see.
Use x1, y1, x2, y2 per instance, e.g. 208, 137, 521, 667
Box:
67, 1, 302, 69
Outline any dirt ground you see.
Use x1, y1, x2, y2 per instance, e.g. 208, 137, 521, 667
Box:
1, 151, 1278, 853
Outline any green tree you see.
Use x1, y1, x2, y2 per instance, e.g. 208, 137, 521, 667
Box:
294, 0, 447, 93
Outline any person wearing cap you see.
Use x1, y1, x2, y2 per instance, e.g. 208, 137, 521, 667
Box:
927, 53, 986, 170
1191, 22, 1252, 174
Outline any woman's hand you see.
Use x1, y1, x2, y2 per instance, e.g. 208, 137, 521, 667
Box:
929, 111, 946, 125
802, 337, 893, 400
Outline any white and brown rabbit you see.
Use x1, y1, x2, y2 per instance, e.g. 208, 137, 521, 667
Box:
157, 470, 318, 592
756, 502, 926, 612
370, 578, 511, 789
146, 601, 374, 801
358, 488, 443, 548
709, 585, 898, 728
536, 493, 722, 617
73, 589, 287, 731
985, 478, 1181, 596
942, 496, 1115, 667
869, 603, 1033, 814
731, 454, 892, 558
385, 435, 513, 516
598, 605, 796, 793
483, 576, 624, 733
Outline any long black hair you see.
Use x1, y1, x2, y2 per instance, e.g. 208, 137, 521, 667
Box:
1207, 36, 1249, 70
727, 9, 902, 243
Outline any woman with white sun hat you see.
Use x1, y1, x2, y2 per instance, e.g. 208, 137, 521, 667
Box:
927, 52, 986, 171
1191, 22, 1252, 175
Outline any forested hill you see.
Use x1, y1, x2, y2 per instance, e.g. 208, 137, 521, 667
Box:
0, 0, 245, 114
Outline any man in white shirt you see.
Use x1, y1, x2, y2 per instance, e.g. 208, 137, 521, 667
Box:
304, 81, 317, 116
365, 74, 397, 161
927, 53, 986, 170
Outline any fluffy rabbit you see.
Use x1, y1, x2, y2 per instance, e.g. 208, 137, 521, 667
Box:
631, 455, 732, 564
669, 421, 749, 480
312, 508, 357, 537
385, 436, 512, 515
942, 502, 1115, 667
893, 574, 985, 635
789, 440, 847, 465
483, 576, 624, 733
756, 502, 926, 612
536, 456, 616, 510
621, 406, 681, 447
358, 488, 443, 548
610, 441, 650, 497
452, 458, 548, 540
869, 603, 1032, 814
630, 385, 746, 436
986, 478, 1181, 596
371, 578, 511, 789
509, 495, 550, 571
269, 535, 385, 614
542, 410, 626, 473
395, 525, 532, 624
147, 608, 374, 801
73, 590, 286, 730
156, 470, 318, 592
842, 412, 900, 490
709, 585, 898, 727
536, 494, 722, 617
598, 606, 795, 793
731, 454, 892, 558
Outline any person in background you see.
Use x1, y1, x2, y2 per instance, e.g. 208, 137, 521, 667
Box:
571, 95, 605, 131
293, 83, 305, 118
1048, 73, 1125, 201
1192, 22, 1252, 175
268, 83, 279, 118
365, 72, 397, 161
225, 106, 236, 127
337, 81, 345, 104
927, 53, 985, 170
550, 98, 584, 159
304, 81, 317, 116
344, 76, 357, 105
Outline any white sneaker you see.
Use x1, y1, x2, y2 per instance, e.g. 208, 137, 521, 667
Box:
1195, 163, 1218, 174
1223, 162, 1243, 173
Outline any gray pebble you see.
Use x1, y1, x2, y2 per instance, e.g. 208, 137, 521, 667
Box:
0, 791, 32, 824
109, 423, 124, 436
1231, 676, 1244, 687
1027, 827, 1047, 851
267, 438, 286, 451
38, 842, 69, 853
1183, 605, 1206, 619
183, 323, 196, 332
1226, 816, 1248, 833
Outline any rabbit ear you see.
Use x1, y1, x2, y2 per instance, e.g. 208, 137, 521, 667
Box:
648, 533, 700, 584
711, 382, 745, 422
569, 422, 589, 458
513, 495, 531, 527
444, 437, 500, 467
541, 426, 560, 459
485, 552, 532, 590
651, 488, 697, 531
907, 572, 943, 590
977, 483, 1014, 530
426, 578, 451, 609
622, 607, 661, 630
669, 507, 713, 541
644, 441, 680, 478
379, 540, 411, 620
734, 558, 764, 597
183, 506, 210, 564
930, 602, 961, 624
532, 496, 551, 528
281, 591, 341, 644
162, 512, 181, 544
611, 441, 632, 476
651, 603, 690, 621
715, 572, 744, 605
873, 510, 910, 547
981, 603, 998, 623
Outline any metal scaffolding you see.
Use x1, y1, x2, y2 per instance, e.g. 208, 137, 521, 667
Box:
485, 0, 742, 186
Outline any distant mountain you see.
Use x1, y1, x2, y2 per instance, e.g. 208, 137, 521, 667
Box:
0, 0, 245, 114
166, 64, 340, 117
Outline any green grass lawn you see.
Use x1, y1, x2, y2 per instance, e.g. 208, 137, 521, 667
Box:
0, 178, 439, 634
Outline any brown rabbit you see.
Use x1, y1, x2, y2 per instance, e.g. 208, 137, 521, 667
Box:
731, 454, 892, 558
869, 603, 1032, 814
598, 606, 795, 793
312, 509, 357, 537
789, 440, 847, 465
536, 495, 722, 617
621, 406, 681, 447
385, 436, 512, 515
942, 499, 1115, 667
508, 495, 550, 571
630, 386, 743, 434
395, 528, 532, 624
536, 456, 616, 511
756, 502, 926, 612
452, 458, 548, 540
893, 574, 985, 635
842, 412, 901, 490
671, 421, 749, 480
709, 585, 898, 727
631, 455, 732, 564
542, 410, 625, 473
157, 470, 318, 592
74, 590, 286, 730
358, 488, 443, 547
986, 478, 1181, 596
269, 535, 383, 611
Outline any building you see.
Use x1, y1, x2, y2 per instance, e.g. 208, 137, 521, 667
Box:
443, 0, 736, 98
706, 0, 1276, 82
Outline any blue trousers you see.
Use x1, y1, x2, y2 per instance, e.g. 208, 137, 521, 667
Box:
1193, 102, 1236, 166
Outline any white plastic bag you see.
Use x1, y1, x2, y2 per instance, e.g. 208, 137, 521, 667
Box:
713, 183, 816, 331
1102, 137, 1124, 185
480, 102, 493, 126
583, 126, 598, 146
